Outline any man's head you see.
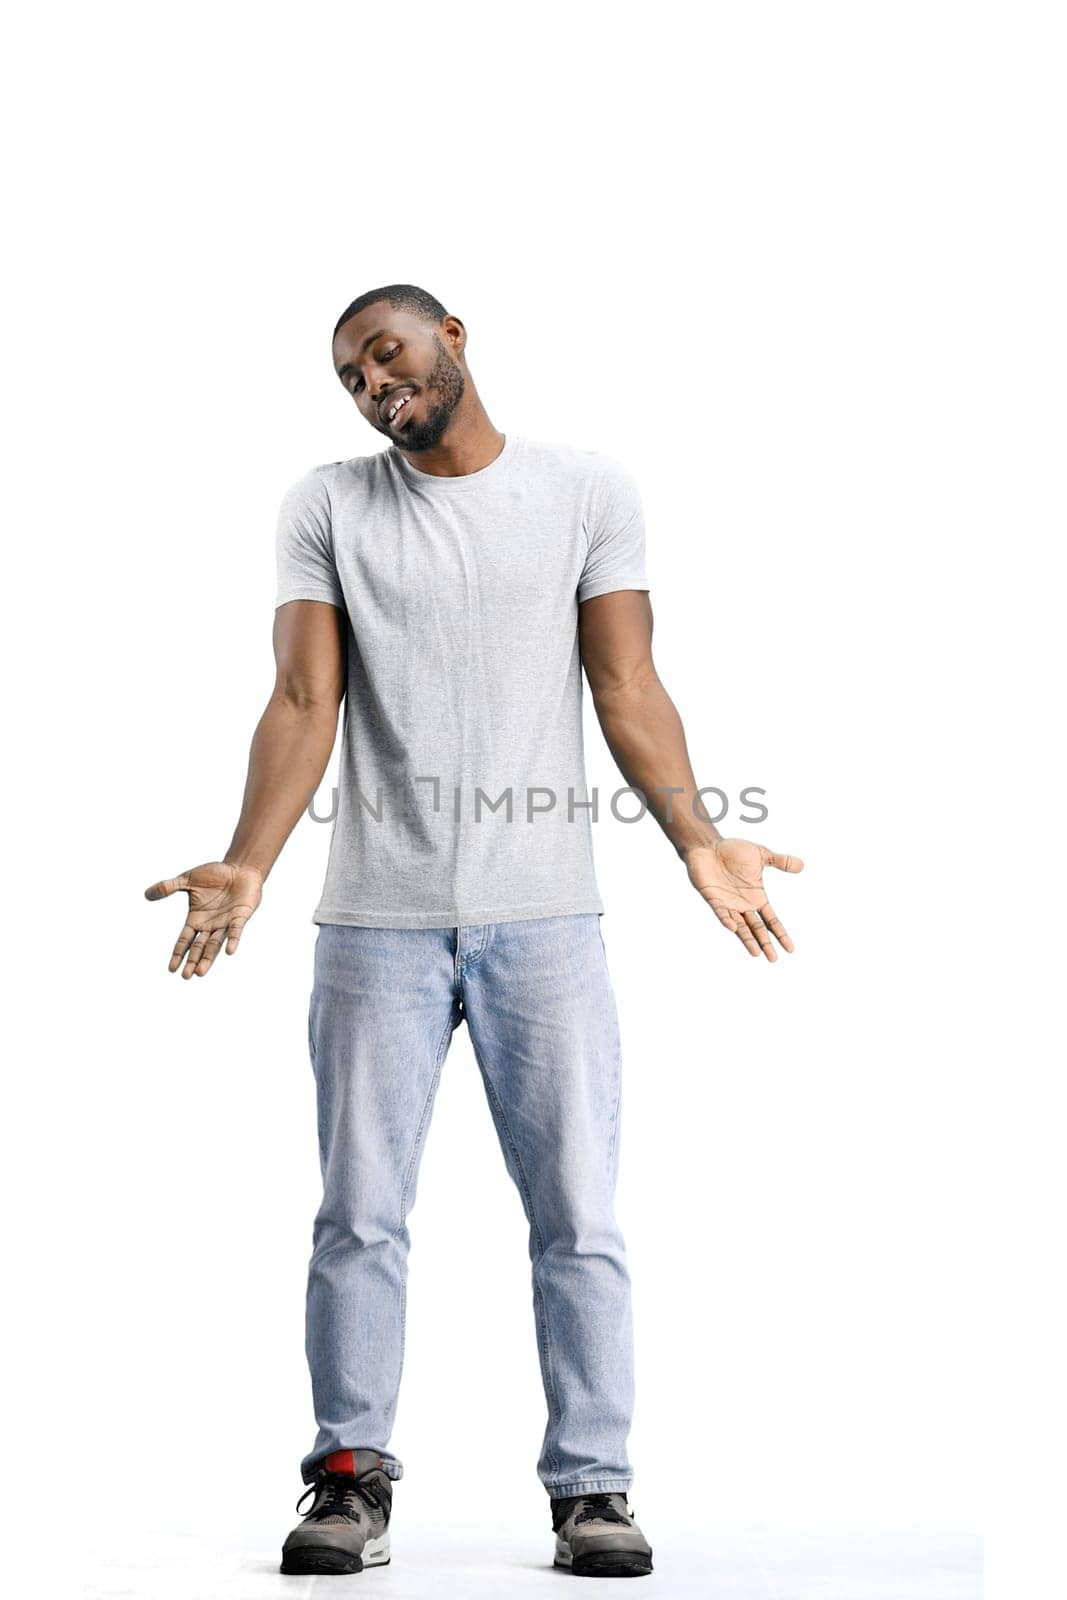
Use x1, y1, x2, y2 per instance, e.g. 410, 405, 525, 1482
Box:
332, 283, 467, 453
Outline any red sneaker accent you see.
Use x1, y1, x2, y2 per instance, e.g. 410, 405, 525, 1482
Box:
324, 1448, 384, 1475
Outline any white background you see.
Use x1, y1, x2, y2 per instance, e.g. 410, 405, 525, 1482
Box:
3, 3, 1062, 1596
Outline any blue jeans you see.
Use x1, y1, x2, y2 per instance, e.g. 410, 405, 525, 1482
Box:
300, 913, 636, 1498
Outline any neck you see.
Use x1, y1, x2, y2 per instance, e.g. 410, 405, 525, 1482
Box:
397, 394, 505, 478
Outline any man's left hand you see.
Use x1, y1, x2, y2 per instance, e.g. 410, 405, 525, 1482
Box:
683, 839, 805, 961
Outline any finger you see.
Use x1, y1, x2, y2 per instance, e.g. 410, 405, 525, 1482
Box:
192, 926, 226, 977
759, 900, 795, 953
744, 909, 777, 962
762, 848, 804, 874
707, 896, 764, 959
169, 922, 199, 972
145, 871, 192, 902
181, 930, 207, 979
734, 916, 762, 957
225, 914, 250, 955
706, 896, 739, 931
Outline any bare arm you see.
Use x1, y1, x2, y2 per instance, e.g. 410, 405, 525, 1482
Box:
579, 590, 803, 960
223, 600, 348, 878
578, 589, 721, 859
144, 600, 348, 977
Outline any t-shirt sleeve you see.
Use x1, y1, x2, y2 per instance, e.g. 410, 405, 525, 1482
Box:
274, 467, 347, 612
577, 456, 651, 603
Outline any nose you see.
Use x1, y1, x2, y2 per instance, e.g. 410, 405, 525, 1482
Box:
368, 372, 394, 409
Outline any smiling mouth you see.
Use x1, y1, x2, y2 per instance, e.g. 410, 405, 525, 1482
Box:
381, 390, 415, 425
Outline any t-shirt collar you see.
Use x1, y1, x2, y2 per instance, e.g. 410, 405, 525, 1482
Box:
390, 432, 518, 492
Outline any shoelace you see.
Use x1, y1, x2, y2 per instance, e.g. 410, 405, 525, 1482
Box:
295, 1469, 386, 1521
573, 1492, 632, 1527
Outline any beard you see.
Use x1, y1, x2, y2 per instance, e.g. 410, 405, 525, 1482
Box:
395, 333, 466, 451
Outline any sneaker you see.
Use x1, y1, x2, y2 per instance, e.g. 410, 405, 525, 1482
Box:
550, 1490, 654, 1577
280, 1448, 393, 1575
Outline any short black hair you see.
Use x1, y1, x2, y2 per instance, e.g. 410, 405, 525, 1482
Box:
333, 283, 449, 343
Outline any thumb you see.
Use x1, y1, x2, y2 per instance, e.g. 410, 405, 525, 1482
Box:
763, 848, 804, 874
144, 869, 192, 902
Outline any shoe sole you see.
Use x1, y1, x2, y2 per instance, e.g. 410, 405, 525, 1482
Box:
554, 1536, 653, 1577
280, 1531, 390, 1575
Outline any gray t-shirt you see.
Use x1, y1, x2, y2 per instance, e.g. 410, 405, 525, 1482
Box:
274, 433, 650, 928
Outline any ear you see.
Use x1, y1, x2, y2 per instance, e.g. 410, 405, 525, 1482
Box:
441, 314, 467, 358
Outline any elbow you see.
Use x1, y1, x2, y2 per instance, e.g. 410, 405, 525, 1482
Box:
272, 659, 345, 717
589, 664, 663, 714
271, 680, 344, 719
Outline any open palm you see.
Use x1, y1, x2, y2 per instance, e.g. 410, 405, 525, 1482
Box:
143, 860, 263, 978
684, 839, 804, 961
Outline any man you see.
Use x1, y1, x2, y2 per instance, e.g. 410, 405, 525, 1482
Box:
145, 283, 803, 1578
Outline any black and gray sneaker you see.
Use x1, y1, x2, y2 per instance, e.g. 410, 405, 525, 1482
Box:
550, 1490, 654, 1577
280, 1448, 393, 1575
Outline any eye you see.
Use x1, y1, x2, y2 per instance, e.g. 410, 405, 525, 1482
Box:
350, 340, 399, 393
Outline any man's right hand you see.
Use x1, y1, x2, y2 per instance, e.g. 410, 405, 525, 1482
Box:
143, 860, 264, 978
